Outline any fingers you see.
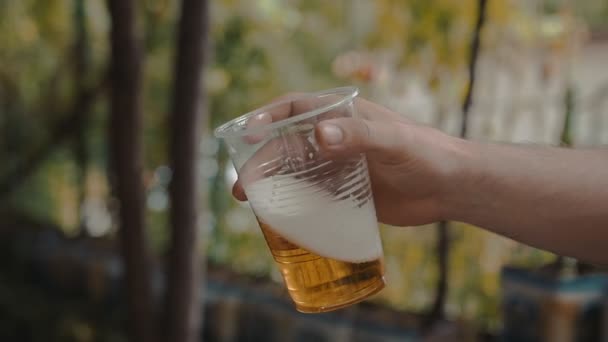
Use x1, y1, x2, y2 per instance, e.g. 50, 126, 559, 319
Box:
233, 117, 405, 202
234, 92, 313, 201
243, 112, 273, 144
316, 117, 404, 158
232, 130, 317, 201
232, 179, 247, 201
241, 91, 366, 144
354, 97, 409, 122
240, 93, 400, 145
255, 92, 306, 123
230, 93, 408, 202
241, 92, 304, 144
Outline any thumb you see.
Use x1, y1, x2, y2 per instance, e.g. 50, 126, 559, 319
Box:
316, 118, 403, 156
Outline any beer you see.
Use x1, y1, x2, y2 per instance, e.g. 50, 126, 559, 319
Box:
244, 157, 386, 313
259, 221, 385, 313
215, 86, 385, 313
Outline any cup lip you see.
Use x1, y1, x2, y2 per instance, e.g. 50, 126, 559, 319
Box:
213, 86, 359, 139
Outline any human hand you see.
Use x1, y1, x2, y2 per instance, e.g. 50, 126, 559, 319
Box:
232, 94, 469, 227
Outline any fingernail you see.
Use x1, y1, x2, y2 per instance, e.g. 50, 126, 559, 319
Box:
253, 112, 272, 123
320, 124, 344, 145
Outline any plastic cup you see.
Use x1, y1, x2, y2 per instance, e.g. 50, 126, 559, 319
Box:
214, 87, 385, 313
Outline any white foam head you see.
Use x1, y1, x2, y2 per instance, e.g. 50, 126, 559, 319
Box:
245, 176, 383, 263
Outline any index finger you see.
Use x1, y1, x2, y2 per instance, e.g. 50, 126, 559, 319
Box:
242, 91, 355, 144
243, 92, 305, 144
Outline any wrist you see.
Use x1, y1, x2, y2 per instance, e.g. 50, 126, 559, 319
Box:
437, 137, 482, 222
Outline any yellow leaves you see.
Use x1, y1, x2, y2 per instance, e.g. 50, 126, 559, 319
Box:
480, 272, 500, 295
85, 167, 109, 199
31, 0, 71, 48
144, 0, 174, 21
404, 238, 427, 266
18, 17, 39, 44
48, 162, 80, 236
365, 0, 525, 76
368, 0, 474, 72
367, 0, 410, 49
206, 68, 232, 95
487, 0, 514, 26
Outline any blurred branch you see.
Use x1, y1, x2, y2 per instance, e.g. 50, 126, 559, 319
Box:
0, 71, 20, 106
426, 0, 488, 331
0, 0, 97, 204
163, 0, 209, 341
560, 87, 575, 147
559, 85, 596, 275
427, 220, 449, 326
461, 0, 488, 138
72, 0, 91, 220
37, 61, 69, 122
0, 57, 69, 163
0, 0, 96, 202
0, 79, 105, 200
106, 1, 156, 342
539, 87, 575, 275
588, 82, 608, 143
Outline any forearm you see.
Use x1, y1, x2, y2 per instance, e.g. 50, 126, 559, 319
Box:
444, 141, 608, 265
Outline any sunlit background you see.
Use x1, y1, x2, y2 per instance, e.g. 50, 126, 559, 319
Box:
1, 0, 607, 341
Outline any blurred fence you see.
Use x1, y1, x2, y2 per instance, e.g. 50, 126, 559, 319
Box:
0, 218, 437, 342
369, 39, 608, 145
4, 217, 606, 341
501, 266, 608, 342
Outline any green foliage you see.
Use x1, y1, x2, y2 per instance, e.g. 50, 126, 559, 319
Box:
0, 0, 592, 333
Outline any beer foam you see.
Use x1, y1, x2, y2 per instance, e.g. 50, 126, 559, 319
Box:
245, 176, 383, 263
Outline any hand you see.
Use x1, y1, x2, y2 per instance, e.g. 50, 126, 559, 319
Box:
229, 92, 608, 263
232, 95, 469, 227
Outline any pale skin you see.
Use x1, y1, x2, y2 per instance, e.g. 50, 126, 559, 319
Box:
232, 95, 608, 266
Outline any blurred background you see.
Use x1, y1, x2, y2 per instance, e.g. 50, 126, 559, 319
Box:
1, 0, 607, 341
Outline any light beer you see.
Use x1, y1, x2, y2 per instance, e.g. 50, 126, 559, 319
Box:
259, 221, 385, 313
245, 158, 385, 313
215, 87, 385, 313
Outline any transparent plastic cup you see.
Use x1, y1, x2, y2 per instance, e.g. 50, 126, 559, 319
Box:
214, 87, 385, 313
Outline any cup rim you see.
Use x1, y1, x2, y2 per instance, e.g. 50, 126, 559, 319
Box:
213, 86, 359, 139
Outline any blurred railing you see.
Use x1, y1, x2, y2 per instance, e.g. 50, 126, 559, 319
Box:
1, 219, 452, 341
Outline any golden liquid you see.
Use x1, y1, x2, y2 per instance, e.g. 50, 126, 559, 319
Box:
258, 221, 385, 313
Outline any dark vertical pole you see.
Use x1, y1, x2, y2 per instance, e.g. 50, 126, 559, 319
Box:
427, 0, 488, 329
163, 0, 209, 341
107, 1, 156, 341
